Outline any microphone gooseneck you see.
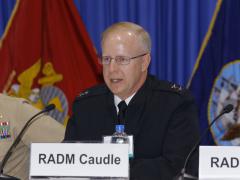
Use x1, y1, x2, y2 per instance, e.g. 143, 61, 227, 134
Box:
174, 104, 234, 180
0, 104, 55, 178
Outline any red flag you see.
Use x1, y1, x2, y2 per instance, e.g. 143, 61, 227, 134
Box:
0, 0, 102, 124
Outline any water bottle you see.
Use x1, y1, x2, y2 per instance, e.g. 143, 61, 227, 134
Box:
110, 124, 130, 180
111, 124, 129, 144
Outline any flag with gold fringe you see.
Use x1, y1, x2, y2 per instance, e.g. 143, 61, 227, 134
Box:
188, 0, 240, 145
0, 0, 102, 125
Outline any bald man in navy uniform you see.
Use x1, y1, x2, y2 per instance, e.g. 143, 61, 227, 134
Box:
0, 93, 64, 180
65, 22, 200, 179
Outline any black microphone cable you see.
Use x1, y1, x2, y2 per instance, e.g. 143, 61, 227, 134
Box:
0, 104, 55, 178
174, 104, 234, 180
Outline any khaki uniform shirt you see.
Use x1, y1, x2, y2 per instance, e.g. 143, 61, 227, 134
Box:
0, 94, 65, 180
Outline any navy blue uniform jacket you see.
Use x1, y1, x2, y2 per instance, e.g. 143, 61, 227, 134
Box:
64, 75, 200, 180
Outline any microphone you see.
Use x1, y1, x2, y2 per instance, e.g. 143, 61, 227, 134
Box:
0, 104, 56, 180
221, 104, 234, 113
43, 103, 55, 112
174, 104, 234, 180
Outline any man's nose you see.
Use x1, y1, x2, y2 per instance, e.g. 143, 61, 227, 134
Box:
108, 59, 118, 72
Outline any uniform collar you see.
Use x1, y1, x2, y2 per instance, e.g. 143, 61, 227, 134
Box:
114, 93, 136, 113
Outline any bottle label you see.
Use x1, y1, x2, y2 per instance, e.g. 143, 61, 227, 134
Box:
103, 135, 134, 158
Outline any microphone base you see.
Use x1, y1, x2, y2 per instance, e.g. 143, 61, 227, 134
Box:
0, 174, 20, 180
173, 172, 198, 180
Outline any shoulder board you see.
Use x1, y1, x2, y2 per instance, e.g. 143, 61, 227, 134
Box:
21, 99, 31, 104
75, 84, 108, 100
152, 79, 186, 95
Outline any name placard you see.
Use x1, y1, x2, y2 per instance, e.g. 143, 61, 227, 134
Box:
30, 143, 129, 178
199, 146, 240, 180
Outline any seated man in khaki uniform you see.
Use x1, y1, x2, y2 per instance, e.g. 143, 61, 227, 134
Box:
0, 93, 65, 180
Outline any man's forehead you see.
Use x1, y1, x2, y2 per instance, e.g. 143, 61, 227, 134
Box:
102, 33, 141, 53
106, 29, 138, 41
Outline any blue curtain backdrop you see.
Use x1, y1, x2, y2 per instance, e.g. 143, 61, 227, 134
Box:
0, 0, 15, 36
0, 0, 216, 86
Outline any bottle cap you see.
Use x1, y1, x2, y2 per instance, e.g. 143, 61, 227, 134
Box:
115, 124, 125, 133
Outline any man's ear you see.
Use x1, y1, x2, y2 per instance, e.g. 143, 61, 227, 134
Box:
141, 53, 151, 72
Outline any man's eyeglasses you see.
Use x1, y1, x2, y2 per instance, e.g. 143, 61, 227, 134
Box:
100, 53, 148, 65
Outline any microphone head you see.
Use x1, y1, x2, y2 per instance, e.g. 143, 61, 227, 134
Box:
222, 104, 234, 114
44, 104, 56, 112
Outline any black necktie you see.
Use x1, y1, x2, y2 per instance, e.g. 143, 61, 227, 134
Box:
117, 101, 127, 124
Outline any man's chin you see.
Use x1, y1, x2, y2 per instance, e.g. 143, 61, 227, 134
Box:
111, 89, 124, 98
111, 90, 122, 96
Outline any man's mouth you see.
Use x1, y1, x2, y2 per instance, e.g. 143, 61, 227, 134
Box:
110, 78, 123, 83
